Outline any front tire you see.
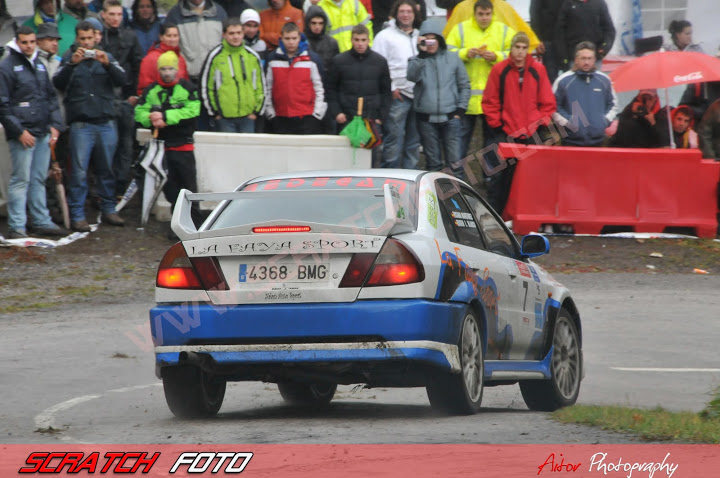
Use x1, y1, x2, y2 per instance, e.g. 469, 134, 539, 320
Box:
426, 309, 484, 415
162, 365, 226, 418
278, 381, 337, 407
520, 308, 581, 411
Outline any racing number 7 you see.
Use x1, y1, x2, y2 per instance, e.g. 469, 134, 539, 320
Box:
522, 281, 529, 311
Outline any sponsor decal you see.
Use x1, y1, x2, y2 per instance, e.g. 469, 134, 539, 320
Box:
529, 265, 541, 283
514, 260, 532, 279
425, 190, 438, 229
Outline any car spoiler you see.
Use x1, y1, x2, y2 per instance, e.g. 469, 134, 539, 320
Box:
171, 184, 415, 242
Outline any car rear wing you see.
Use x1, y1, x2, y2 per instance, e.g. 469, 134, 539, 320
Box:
171, 184, 414, 242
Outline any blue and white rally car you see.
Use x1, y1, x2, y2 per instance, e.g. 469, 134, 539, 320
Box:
150, 170, 583, 418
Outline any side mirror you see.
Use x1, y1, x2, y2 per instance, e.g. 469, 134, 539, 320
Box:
521, 234, 550, 258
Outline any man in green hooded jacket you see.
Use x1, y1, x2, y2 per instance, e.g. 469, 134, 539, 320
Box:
199, 17, 266, 133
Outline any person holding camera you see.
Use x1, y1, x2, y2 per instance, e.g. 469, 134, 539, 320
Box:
53, 21, 127, 232
609, 89, 670, 149
407, 20, 470, 178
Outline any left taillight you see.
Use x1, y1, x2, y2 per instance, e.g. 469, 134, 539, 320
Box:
338, 239, 424, 288
156, 242, 228, 290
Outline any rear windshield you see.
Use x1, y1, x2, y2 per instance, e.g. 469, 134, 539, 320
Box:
210, 177, 417, 230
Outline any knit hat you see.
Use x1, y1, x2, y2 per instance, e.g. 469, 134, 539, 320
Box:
240, 9, 261, 25
86, 17, 104, 33
157, 50, 179, 70
511, 31, 530, 47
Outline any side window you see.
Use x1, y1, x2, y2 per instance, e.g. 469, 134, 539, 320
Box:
462, 191, 516, 258
436, 180, 484, 248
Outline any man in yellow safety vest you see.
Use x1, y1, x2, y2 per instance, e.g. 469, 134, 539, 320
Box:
446, 0, 513, 159
317, 0, 373, 52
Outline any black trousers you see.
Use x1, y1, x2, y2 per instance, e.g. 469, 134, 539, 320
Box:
271, 116, 323, 135
163, 149, 200, 224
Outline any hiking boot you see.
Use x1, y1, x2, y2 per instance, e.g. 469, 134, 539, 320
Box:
101, 212, 125, 227
31, 225, 69, 237
71, 220, 91, 232
7, 229, 28, 239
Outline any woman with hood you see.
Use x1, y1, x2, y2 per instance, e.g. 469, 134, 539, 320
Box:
137, 23, 190, 95
130, 0, 163, 54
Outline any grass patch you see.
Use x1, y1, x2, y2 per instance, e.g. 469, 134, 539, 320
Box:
56, 285, 106, 296
552, 390, 720, 443
93, 274, 112, 281
0, 302, 56, 314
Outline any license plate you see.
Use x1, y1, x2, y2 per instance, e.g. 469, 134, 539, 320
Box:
239, 263, 330, 283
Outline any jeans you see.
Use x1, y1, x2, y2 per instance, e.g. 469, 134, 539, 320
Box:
216, 116, 256, 133
68, 121, 118, 222
417, 117, 464, 179
460, 113, 492, 161
7, 134, 55, 232
380, 96, 420, 169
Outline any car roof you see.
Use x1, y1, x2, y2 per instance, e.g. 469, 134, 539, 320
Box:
244, 169, 429, 184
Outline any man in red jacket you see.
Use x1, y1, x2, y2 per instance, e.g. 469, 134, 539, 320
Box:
482, 31, 556, 214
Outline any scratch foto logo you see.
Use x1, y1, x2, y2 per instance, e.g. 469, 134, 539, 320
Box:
673, 71, 703, 83
18, 452, 160, 474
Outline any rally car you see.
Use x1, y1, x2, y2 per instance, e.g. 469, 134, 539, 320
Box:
150, 170, 583, 418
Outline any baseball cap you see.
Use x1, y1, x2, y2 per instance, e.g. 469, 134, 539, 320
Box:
240, 9, 261, 25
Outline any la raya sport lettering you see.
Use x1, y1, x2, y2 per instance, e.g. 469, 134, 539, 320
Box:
192, 238, 383, 255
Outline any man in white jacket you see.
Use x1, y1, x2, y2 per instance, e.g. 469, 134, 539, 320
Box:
372, 0, 419, 169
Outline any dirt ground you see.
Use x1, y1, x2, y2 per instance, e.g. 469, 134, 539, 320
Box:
2, 192, 719, 315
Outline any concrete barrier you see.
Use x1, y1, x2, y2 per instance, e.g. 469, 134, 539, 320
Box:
136, 130, 371, 220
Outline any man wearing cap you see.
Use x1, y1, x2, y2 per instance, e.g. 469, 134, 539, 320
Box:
260, 0, 304, 51
200, 17, 266, 133
482, 31, 555, 214
241, 9, 268, 62
53, 20, 127, 231
136, 50, 201, 227
36, 23, 63, 80
0, 26, 65, 239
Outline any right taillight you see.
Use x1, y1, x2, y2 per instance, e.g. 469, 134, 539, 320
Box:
339, 239, 424, 288
156, 243, 228, 290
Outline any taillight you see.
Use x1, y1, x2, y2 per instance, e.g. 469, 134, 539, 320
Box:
339, 239, 424, 288
156, 243, 228, 290
339, 253, 375, 287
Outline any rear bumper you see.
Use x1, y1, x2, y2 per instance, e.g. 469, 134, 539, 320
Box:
150, 299, 465, 372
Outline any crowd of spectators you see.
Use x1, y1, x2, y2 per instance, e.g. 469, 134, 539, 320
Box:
1, 0, 720, 240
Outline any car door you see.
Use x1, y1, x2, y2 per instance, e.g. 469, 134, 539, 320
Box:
460, 188, 546, 360
434, 179, 513, 360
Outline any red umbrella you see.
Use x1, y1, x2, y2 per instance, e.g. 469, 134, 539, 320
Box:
609, 51, 720, 92
609, 51, 720, 148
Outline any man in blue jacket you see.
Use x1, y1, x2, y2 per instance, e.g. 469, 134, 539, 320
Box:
0, 26, 64, 239
407, 20, 470, 178
553, 41, 617, 147
53, 21, 127, 232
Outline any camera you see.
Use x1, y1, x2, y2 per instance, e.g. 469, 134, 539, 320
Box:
83, 49, 96, 59
631, 93, 654, 118
420, 39, 437, 47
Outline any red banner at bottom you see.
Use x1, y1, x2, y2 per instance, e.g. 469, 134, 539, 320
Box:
0, 444, 716, 477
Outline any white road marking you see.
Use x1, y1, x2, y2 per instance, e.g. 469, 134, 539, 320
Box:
612, 367, 720, 372
35, 395, 101, 430
33, 383, 162, 444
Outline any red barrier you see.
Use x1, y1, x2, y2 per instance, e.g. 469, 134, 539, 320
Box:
499, 144, 720, 237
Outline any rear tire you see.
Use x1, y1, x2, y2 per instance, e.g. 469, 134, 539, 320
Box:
426, 309, 484, 415
162, 365, 226, 418
520, 308, 581, 411
278, 381, 337, 407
